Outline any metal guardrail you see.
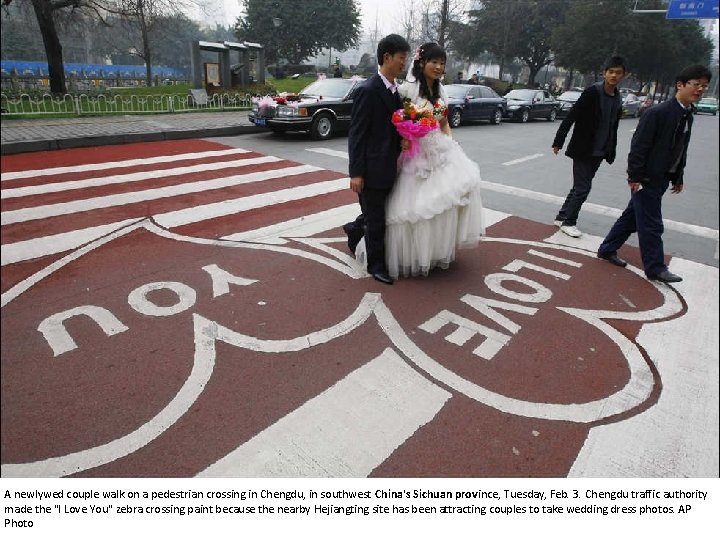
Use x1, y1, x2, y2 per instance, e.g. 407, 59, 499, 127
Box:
0, 92, 253, 116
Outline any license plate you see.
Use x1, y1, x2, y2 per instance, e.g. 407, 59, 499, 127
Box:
254, 118, 266, 126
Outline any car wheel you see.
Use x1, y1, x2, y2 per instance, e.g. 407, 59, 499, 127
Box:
547, 108, 557, 122
519, 109, 529, 123
490, 108, 502, 125
310, 113, 334, 140
449, 108, 462, 128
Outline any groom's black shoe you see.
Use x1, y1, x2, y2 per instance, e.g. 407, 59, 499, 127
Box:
342, 223, 362, 254
371, 271, 394, 285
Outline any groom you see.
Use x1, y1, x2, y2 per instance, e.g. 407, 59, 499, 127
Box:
344, 33, 410, 285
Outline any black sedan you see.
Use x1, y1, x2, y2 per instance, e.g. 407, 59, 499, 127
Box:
444, 84, 507, 128
556, 90, 582, 118
249, 77, 363, 140
503, 89, 559, 122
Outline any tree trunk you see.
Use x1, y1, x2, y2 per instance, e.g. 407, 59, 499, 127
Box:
438, 0, 449, 49
31, 0, 66, 94
528, 65, 539, 87
138, 4, 152, 86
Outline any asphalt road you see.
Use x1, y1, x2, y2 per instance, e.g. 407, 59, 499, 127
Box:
209, 113, 719, 269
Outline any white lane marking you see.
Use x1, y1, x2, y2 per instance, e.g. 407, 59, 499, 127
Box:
1, 156, 282, 199
154, 177, 347, 228
0, 148, 251, 181
221, 204, 359, 244
480, 180, 719, 241
502, 153, 544, 166
1, 165, 322, 226
306, 147, 350, 159
0, 312, 217, 477
569, 258, 719, 477
1, 218, 141, 266
197, 348, 451, 477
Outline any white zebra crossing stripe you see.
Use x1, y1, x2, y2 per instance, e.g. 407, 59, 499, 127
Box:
221, 204, 359, 244
1, 218, 142, 266
1, 156, 283, 199
0, 148, 252, 181
197, 348, 451, 477
1, 165, 323, 225
154, 178, 349, 228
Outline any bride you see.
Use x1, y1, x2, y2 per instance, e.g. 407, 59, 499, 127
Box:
359, 42, 485, 279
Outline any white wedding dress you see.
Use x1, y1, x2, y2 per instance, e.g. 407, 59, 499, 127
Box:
356, 81, 485, 279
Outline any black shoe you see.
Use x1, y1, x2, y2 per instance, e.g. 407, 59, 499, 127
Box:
648, 270, 682, 283
597, 252, 627, 268
371, 271, 394, 285
342, 223, 362, 254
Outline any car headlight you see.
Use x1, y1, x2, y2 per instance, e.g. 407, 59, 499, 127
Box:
276, 105, 297, 118
508, 105, 520, 110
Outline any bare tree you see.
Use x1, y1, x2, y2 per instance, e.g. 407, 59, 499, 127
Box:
112, 1, 194, 86
2, 0, 112, 93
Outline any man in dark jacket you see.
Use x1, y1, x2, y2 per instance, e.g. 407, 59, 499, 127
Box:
552, 56, 626, 238
343, 34, 410, 285
596, 64, 711, 283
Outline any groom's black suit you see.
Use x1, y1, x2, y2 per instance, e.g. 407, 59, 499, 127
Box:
346, 73, 403, 276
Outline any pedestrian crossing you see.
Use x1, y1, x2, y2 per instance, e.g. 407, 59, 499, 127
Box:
0, 141, 356, 270
2, 139, 717, 479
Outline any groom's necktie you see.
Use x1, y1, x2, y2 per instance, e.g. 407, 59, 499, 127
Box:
389, 84, 401, 108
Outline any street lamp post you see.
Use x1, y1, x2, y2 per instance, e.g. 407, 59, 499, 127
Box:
272, 17, 282, 74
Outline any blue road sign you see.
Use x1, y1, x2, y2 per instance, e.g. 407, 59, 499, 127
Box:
666, 0, 719, 19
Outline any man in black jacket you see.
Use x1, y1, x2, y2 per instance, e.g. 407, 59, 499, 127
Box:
343, 34, 410, 285
552, 56, 626, 238
596, 64, 711, 283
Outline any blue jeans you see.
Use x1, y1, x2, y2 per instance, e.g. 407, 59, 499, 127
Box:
556, 156, 604, 226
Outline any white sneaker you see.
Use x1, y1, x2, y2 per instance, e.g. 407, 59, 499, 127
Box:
554, 220, 563, 227
560, 224, 582, 238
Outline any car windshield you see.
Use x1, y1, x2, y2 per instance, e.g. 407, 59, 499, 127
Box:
299, 78, 356, 99
445, 85, 470, 99
699, 97, 717, 104
558, 91, 581, 101
505, 89, 535, 100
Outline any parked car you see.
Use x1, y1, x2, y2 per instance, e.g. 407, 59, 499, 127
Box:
556, 90, 582, 118
248, 77, 363, 139
621, 92, 642, 118
695, 97, 718, 115
503, 89, 559, 122
639, 95, 655, 116
444, 84, 507, 127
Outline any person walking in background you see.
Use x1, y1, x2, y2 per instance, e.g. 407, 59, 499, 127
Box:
455, 71, 463, 83
551, 56, 626, 238
343, 34, 410, 285
596, 64, 711, 283
467, 73, 479, 85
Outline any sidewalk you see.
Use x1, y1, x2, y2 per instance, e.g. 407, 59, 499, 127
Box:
0, 110, 257, 155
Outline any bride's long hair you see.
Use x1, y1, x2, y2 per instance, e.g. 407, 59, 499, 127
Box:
410, 42, 446, 103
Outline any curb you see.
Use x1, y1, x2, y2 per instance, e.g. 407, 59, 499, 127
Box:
0, 125, 259, 156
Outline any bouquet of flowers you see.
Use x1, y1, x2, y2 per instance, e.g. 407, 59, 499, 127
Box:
392, 97, 447, 157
